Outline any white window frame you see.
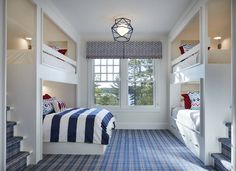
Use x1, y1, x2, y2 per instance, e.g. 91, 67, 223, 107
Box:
88, 59, 160, 112
93, 59, 121, 106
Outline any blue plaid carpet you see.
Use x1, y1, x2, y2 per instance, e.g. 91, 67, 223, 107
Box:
25, 130, 210, 171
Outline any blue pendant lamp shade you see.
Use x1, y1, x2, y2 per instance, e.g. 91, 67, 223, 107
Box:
111, 18, 133, 42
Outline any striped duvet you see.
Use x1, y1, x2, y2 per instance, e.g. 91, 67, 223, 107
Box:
43, 108, 115, 145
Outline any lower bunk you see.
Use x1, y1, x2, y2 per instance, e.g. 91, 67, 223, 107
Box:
43, 101, 115, 155
170, 115, 202, 159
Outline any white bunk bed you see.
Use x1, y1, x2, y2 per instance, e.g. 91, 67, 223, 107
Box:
42, 44, 77, 74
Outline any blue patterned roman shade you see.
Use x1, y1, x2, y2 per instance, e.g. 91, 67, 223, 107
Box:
125, 41, 162, 59
86, 41, 124, 59
86, 41, 162, 59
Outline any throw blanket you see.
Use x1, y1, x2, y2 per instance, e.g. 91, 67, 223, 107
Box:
43, 108, 115, 145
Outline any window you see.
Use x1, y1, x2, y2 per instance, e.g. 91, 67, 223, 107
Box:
93, 59, 120, 106
128, 59, 154, 106
91, 58, 158, 109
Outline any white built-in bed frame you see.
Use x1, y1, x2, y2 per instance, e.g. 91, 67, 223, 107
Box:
172, 44, 200, 73
43, 142, 107, 155
42, 44, 77, 74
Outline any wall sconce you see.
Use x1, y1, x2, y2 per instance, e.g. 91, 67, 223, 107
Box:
25, 37, 32, 49
213, 36, 222, 49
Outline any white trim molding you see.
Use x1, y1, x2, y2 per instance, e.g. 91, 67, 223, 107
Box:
116, 122, 168, 130
88, 58, 161, 110
232, 0, 236, 170
0, 0, 6, 170
43, 142, 107, 155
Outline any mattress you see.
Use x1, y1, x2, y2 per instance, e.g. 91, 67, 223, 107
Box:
172, 107, 200, 132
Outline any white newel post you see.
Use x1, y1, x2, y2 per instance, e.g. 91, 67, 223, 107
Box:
0, 0, 6, 170
232, 0, 236, 170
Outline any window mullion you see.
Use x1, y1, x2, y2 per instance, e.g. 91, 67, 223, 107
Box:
120, 59, 128, 108
88, 59, 94, 107
154, 59, 158, 107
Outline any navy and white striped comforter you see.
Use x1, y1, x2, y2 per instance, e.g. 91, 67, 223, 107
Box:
43, 108, 115, 145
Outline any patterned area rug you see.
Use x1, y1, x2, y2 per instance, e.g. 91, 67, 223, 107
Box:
25, 130, 210, 171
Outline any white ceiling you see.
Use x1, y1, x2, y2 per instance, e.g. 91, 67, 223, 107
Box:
51, 0, 195, 38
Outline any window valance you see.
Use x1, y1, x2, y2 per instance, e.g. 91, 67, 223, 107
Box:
86, 41, 162, 59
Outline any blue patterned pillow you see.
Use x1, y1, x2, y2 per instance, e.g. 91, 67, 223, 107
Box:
43, 98, 54, 115
188, 91, 200, 110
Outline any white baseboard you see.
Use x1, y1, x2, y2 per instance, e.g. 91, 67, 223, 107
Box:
116, 122, 168, 130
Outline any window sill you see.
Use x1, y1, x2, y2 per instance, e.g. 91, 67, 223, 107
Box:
92, 105, 160, 113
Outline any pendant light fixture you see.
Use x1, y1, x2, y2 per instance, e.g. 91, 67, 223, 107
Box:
111, 17, 133, 42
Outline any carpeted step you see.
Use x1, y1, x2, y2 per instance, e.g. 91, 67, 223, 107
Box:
7, 121, 17, 139
211, 153, 232, 171
7, 121, 17, 127
219, 138, 231, 160
6, 152, 29, 171
7, 136, 23, 159
219, 138, 231, 148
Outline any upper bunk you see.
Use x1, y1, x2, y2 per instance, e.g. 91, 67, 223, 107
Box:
6, 1, 78, 84
40, 14, 78, 84
171, 12, 201, 74
170, 7, 231, 84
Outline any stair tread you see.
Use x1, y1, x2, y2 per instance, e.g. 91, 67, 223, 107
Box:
219, 138, 231, 148
211, 153, 232, 171
225, 122, 232, 127
7, 121, 17, 127
6, 152, 30, 169
7, 136, 23, 147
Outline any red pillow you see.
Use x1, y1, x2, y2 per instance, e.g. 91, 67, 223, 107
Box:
43, 94, 52, 99
58, 49, 67, 55
179, 46, 185, 55
181, 94, 191, 109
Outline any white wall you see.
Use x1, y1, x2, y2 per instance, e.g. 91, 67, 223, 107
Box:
7, 0, 36, 49
78, 34, 169, 129
43, 81, 76, 108
0, 0, 6, 170
77, 40, 88, 107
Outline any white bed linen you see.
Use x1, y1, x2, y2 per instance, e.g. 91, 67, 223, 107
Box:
172, 107, 200, 132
